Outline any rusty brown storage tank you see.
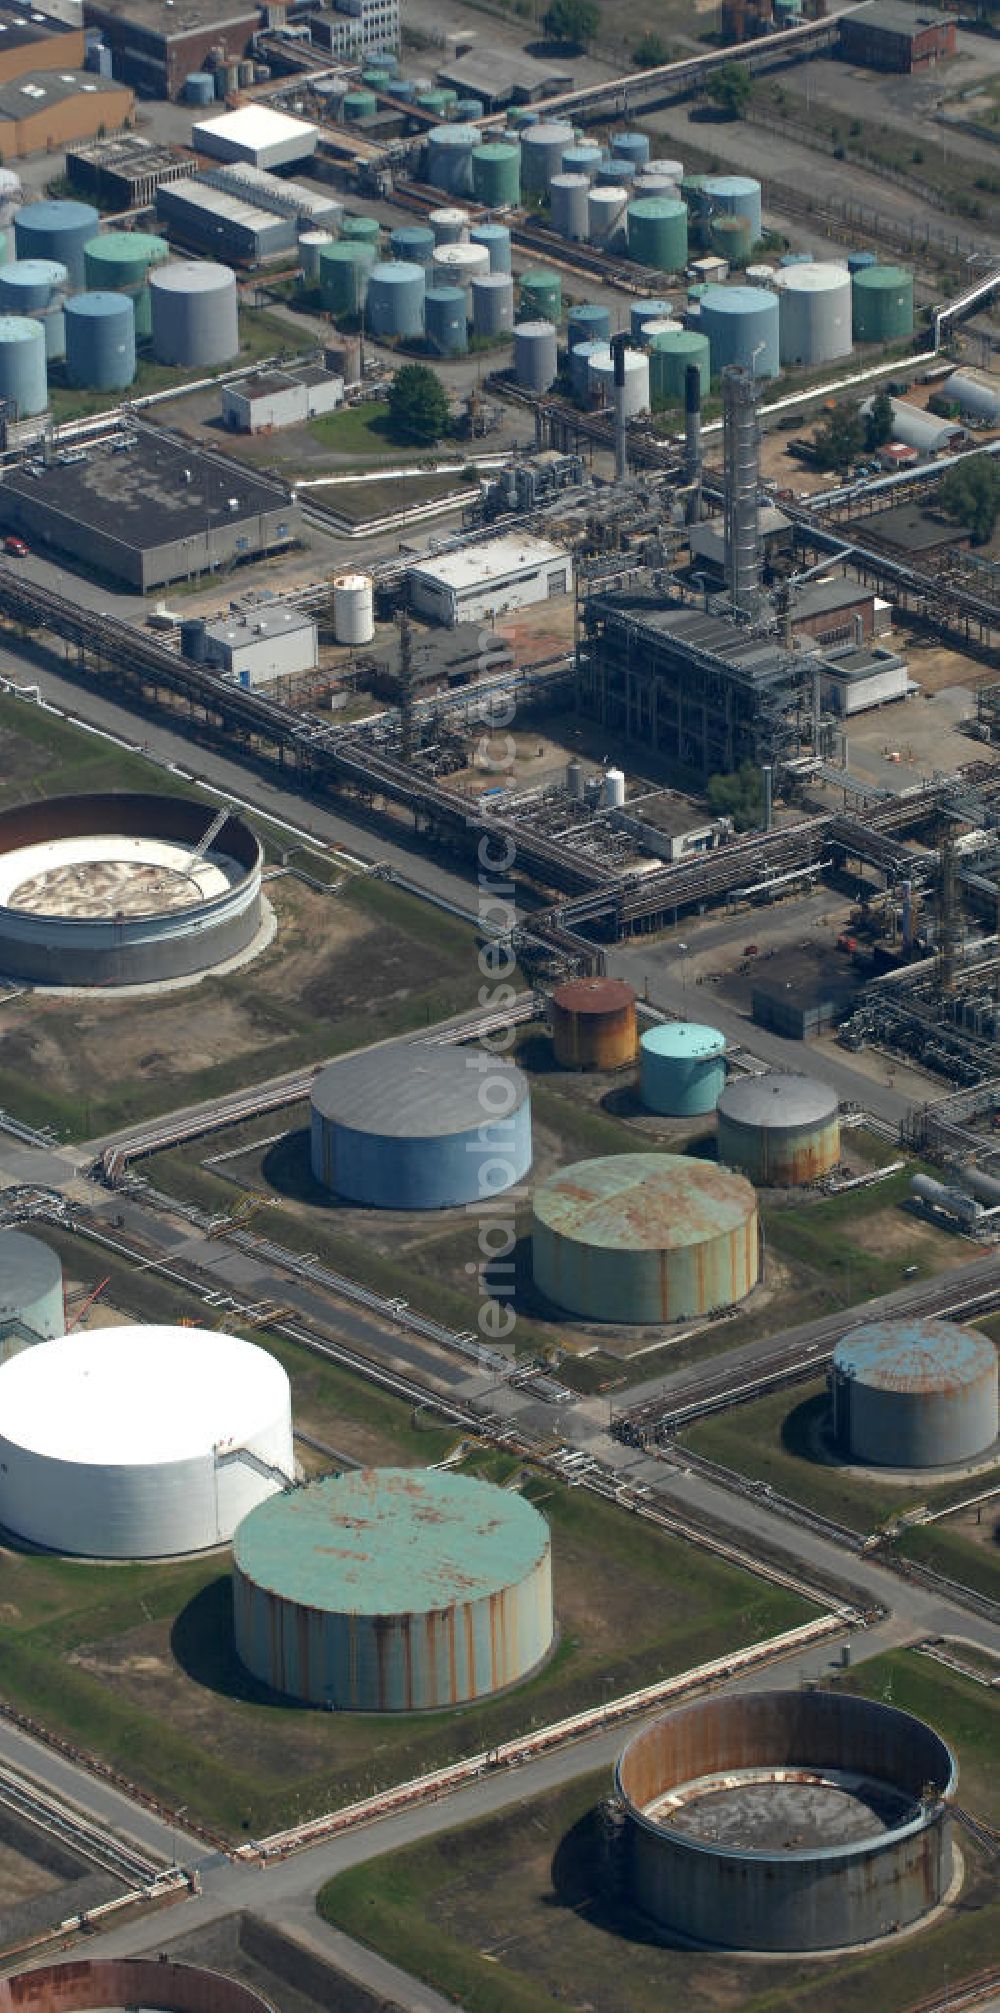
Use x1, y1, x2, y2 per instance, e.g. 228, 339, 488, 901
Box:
614, 1689, 955, 1951
531, 1152, 758, 1323
831, 1317, 998, 1468
232, 1466, 553, 1710
0, 1959, 275, 2013
716, 1071, 840, 1186
550, 975, 638, 1069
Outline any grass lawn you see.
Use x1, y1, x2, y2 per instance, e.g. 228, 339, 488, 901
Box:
308, 401, 437, 462
896, 1519, 1000, 1607
0, 692, 173, 812
317, 1652, 999, 2013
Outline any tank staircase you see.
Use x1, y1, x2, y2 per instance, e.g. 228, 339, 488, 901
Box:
214, 1443, 295, 1491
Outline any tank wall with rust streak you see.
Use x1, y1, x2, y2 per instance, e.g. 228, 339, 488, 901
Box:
550, 976, 638, 1070
533, 1204, 758, 1323
831, 1319, 998, 1468
0, 1958, 277, 2013
615, 1691, 955, 1953
716, 1092, 841, 1186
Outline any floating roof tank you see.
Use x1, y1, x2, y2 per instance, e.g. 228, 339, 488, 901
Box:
716, 1071, 840, 1185
640, 1022, 726, 1116
365, 260, 426, 338
14, 199, 98, 286
0, 314, 46, 417
831, 1318, 998, 1468
232, 1467, 554, 1710
424, 285, 468, 354
0, 1229, 63, 1347
626, 196, 688, 272
311, 1042, 531, 1207
532, 1152, 758, 1322
471, 141, 521, 208
700, 284, 779, 378
65, 291, 136, 391
149, 260, 238, 366
851, 264, 914, 343
550, 976, 638, 1069
774, 261, 852, 365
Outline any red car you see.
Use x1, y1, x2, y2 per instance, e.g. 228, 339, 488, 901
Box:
3, 536, 28, 557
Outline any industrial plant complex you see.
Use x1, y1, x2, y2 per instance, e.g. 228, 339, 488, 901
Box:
0, 0, 996, 2008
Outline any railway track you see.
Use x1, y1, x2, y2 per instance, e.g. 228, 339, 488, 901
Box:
0, 1762, 165, 1887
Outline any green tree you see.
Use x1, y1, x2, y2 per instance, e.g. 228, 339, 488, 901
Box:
542, 0, 600, 47
707, 762, 765, 832
813, 401, 864, 473
938, 456, 1000, 545
864, 390, 894, 451
705, 61, 753, 119
387, 363, 450, 446
633, 31, 670, 66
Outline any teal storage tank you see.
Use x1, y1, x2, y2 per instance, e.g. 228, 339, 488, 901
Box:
390, 224, 435, 266
647, 326, 711, 406
14, 199, 98, 287
852, 264, 914, 343
519, 266, 561, 323
848, 250, 876, 273
64, 291, 135, 390
470, 222, 511, 272
562, 142, 601, 179
184, 72, 215, 105
567, 301, 611, 349
424, 285, 467, 354
319, 239, 375, 315
470, 141, 520, 208
700, 174, 762, 245
0, 315, 46, 417
700, 284, 779, 377
339, 214, 381, 244
640, 1022, 726, 1116
343, 89, 377, 120
708, 214, 753, 266
612, 130, 650, 169
365, 261, 425, 338
626, 196, 688, 272
83, 230, 169, 340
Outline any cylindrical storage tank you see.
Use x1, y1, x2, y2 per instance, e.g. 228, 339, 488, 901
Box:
185, 70, 215, 105
470, 221, 511, 272
471, 271, 514, 338
455, 97, 484, 120
299, 228, 334, 282
318, 240, 375, 316
700, 284, 779, 378
716, 1072, 840, 1186
615, 1691, 956, 1951
64, 291, 135, 391
361, 65, 390, 86
339, 214, 380, 244
432, 241, 490, 288
551, 975, 637, 1069
567, 301, 611, 349
390, 223, 435, 267
550, 174, 590, 241
774, 261, 852, 365
779, 251, 812, 266
416, 88, 450, 116
343, 88, 377, 120
648, 157, 684, 182
149, 261, 238, 366
470, 141, 521, 209
587, 185, 628, 245
82, 231, 169, 342
701, 173, 762, 244
0, 259, 67, 359
562, 142, 601, 179
745, 261, 777, 285
634, 172, 680, 200
852, 264, 914, 343
588, 343, 650, 416
514, 318, 557, 390
603, 766, 626, 809
332, 573, 374, 645
519, 266, 562, 324
311, 1043, 531, 1208
520, 121, 575, 193
14, 200, 98, 287
831, 1319, 998, 1469
597, 158, 635, 185
0, 1230, 63, 1346
708, 213, 753, 266
424, 285, 468, 355
532, 1153, 758, 1322
648, 326, 710, 406
570, 337, 605, 393
626, 197, 688, 272
847, 249, 876, 273
640, 1022, 726, 1116
0, 1326, 293, 1558
428, 205, 469, 245
365, 261, 425, 338
630, 297, 675, 341
612, 130, 650, 169
426, 123, 482, 195
233, 1468, 553, 1710
0, 315, 46, 417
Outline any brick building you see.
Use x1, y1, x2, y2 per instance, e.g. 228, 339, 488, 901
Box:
839, 1, 956, 73
82, 0, 262, 98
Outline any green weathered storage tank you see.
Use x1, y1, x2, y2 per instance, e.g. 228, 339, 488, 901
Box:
82, 230, 169, 340
647, 326, 711, 407
708, 213, 753, 266
319, 239, 376, 315
471, 141, 521, 209
626, 196, 688, 272
519, 266, 562, 324
339, 214, 381, 244
343, 89, 377, 120
851, 264, 914, 343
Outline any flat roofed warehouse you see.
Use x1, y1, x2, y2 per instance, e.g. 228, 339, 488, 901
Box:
232, 1467, 554, 1710
408, 533, 572, 628
311, 1042, 532, 1209
192, 105, 318, 170
0, 427, 296, 590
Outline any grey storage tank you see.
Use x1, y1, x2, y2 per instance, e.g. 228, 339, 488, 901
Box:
830, 1318, 998, 1469
0, 315, 46, 417
774, 262, 852, 365
14, 200, 99, 287
310, 1042, 531, 1208
64, 292, 136, 391
424, 285, 467, 355
716, 1071, 840, 1185
700, 173, 762, 244
520, 121, 575, 193
0, 1230, 64, 1350
149, 261, 239, 366
0, 259, 67, 362
389, 223, 435, 267
470, 221, 511, 272
426, 123, 482, 196
428, 207, 469, 246
471, 272, 514, 338
550, 174, 590, 241
514, 318, 558, 390
365, 261, 426, 339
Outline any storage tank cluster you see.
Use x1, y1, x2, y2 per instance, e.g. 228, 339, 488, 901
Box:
310, 1041, 532, 1209
319, 207, 515, 352
830, 1318, 998, 1469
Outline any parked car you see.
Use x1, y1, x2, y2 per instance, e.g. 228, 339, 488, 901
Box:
3, 535, 28, 556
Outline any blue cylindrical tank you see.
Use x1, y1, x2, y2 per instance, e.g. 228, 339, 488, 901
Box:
455, 97, 484, 120
612, 130, 650, 168
470, 272, 514, 337
630, 297, 675, 341
0, 259, 67, 360
64, 291, 136, 390
365, 261, 426, 338
470, 222, 511, 272
425, 123, 483, 196
700, 284, 779, 378
567, 301, 611, 349
597, 158, 635, 185
0, 315, 46, 416
779, 250, 812, 267
640, 1022, 726, 1116
184, 70, 216, 104
310, 1045, 530, 1207
390, 224, 435, 266
14, 200, 99, 287
701, 174, 762, 245
570, 337, 605, 393
562, 142, 602, 179
831, 1319, 998, 1469
424, 285, 467, 354
847, 250, 877, 273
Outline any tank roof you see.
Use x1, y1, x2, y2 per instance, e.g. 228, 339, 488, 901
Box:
150, 260, 235, 293
533, 1152, 755, 1250
701, 285, 777, 315
0, 1326, 289, 1465
66, 291, 132, 318
311, 1042, 528, 1138
552, 976, 636, 1016
853, 264, 911, 287
717, 1072, 838, 1128
1, 259, 67, 284
17, 199, 97, 229
233, 1466, 550, 1612
833, 1318, 997, 1393
85, 231, 169, 264
0, 1229, 60, 1316
641, 1021, 725, 1060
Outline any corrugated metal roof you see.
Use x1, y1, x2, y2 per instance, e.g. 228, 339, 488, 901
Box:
552, 976, 635, 1017
532, 1152, 755, 1250
717, 1073, 838, 1130
833, 1318, 997, 1394
311, 1044, 529, 1138
233, 1467, 550, 1612
641, 1022, 725, 1061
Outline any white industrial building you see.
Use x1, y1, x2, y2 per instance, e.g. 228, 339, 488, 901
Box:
818, 640, 911, 716
308, 0, 401, 60
192, 106, 318, 171
0, 1326, 294, 1558
201, 605, 319, 687
408, 534, 573, 628
222, 364, 344, 433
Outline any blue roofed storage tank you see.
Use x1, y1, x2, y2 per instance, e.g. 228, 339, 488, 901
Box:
310, 1042, 531, 1208
716, 1072, 839, 1185
424, 285, 467, 354
701, 285, 779, 379
64, 292, 136, 391
232, 1467, 554, 1709
470, 221, 512, 272
426, 124, 482, 195
532, 1152, 758, 1323
14, 200, 99, 287
699, 174, 762, 244
830, 1318, 998, 1469
0, 261, 68, 363
0, 1229, 64, 1351
365, 261, 426, 338
640, 1023, 726, 1116
0, 315, 47, 418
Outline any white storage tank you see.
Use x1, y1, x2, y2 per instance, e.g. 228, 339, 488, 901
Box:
333, 573, 374, 644
550, 174, 590, 241
432, 241, 490, 289
0, 1325, 294, 1558
428, 206, 469, 245
0, 1229, 64, 1346
514, 318, 558, 391
774, 261, 852, 365
150, 261, 239, 367
588, 343, 650, 416
587, 184, 628, 246
603, 766, 626, 808
299, 228, 333, 280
